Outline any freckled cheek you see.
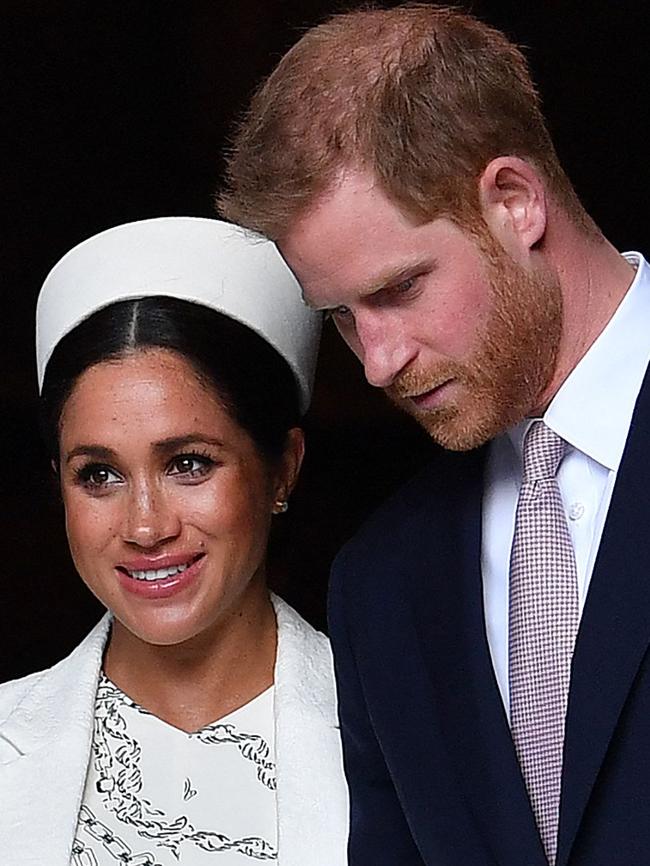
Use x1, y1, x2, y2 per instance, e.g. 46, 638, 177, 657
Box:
173, 481, 271, 539
414, 283, 491, 358
62, 498, 121, 577
170, 485, 222, 531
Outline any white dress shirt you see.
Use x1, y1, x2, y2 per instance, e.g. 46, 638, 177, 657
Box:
482, 252, 650, 718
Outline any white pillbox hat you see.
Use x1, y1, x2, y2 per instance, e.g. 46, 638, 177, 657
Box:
36, 217, 321, 412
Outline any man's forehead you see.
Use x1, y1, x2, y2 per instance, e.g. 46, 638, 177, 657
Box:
280, 171, 417, 266
280, 238, 438, 314
278, 239, 353, 308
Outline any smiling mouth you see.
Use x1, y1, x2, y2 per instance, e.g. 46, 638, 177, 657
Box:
118, 554, 204, 583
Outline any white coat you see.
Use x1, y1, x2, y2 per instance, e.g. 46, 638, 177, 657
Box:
0, 595, 348, 866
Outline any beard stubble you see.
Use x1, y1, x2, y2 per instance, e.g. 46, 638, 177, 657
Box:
387, 247, 563, 451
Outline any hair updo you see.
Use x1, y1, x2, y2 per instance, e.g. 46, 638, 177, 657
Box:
40, 295, 302, 466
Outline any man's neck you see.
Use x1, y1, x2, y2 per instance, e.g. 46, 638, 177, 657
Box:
534, 223, 636, 413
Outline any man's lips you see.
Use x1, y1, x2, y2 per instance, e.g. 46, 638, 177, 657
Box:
402, 379, 454, 410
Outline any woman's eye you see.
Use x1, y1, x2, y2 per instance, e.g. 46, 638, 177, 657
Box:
168, 454, 214, 478
76, 464, 121, 490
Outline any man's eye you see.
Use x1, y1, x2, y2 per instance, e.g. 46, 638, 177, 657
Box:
385, 277, 419, 301
394, 277, 415, 294
331, 305, 352, 320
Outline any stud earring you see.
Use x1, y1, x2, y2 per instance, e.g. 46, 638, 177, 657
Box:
273, 499, 289, 514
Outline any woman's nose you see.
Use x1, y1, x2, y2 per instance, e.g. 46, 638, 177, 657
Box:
121, 483, 181, 549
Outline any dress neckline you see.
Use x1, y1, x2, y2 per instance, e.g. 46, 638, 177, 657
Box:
97, 670, 274, 736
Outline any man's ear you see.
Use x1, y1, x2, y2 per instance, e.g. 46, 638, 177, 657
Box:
478, 156, 548, 253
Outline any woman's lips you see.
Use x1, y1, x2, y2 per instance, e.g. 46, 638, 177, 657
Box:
116, 553, 205, 600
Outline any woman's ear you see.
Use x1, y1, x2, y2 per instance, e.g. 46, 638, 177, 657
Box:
273, 427, 305, 507
478, 156, 548, 253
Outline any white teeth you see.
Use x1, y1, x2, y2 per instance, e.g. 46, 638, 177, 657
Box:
127, 563, 190, 582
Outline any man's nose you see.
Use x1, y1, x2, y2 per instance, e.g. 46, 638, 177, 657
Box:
355, 312, 415, 388
121, 482, 181, 549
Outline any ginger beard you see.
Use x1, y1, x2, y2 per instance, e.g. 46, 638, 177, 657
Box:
387, 245, 563, 451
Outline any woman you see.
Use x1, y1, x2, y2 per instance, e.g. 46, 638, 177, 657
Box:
0, 217, 348, 866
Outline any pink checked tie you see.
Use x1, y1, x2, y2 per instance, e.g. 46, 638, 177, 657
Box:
509, 421, 579, 865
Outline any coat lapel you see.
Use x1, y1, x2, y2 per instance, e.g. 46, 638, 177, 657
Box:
0, 603, 346, 866
410, 449, 547, 866
557, 376, 650, 866
272, 595, 348, 866
0, 616, 109, 866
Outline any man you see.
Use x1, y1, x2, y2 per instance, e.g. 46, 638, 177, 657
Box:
218, 6, 650, 865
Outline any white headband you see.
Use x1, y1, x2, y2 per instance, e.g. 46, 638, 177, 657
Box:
36, 217, 321, 412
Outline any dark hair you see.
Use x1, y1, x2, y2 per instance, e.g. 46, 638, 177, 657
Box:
40, 296, 301, 465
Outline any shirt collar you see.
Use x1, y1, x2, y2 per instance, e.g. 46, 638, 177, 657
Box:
509, 252, 650, 471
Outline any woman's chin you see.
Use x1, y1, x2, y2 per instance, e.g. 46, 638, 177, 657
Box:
109, 606, 214, 650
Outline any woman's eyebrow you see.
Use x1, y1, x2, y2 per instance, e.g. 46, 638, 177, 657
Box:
153, 434, 227, 454
64, 435, 227, 465
64, 444, 116, 464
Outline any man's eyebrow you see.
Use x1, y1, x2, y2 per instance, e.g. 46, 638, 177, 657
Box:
310, 259, 432, 311
360, 260, 432, 296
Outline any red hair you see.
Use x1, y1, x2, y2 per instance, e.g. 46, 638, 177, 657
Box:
219, 4, 591, 237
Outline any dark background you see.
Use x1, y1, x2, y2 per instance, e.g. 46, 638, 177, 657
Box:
2, 1, 648, 681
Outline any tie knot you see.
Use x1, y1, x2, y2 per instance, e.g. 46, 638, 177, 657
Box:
522, 421, 567, 483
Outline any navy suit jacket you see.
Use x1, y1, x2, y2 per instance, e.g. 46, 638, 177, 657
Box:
329, 368, 650, 865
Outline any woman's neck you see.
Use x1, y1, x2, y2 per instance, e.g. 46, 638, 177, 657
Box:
103, 586, 277, 733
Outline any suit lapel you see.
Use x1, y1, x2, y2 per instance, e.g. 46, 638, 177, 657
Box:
272, 595, 348, 866
557, 376, 650, 866
0, 616, 109, 865
411, 449, 547, 866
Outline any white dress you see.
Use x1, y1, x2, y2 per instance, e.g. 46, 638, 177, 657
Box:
72, 673, 278, 865
0, 597, 348, 866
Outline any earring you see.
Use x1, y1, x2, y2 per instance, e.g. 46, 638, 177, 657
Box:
273, 499, 289, 514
